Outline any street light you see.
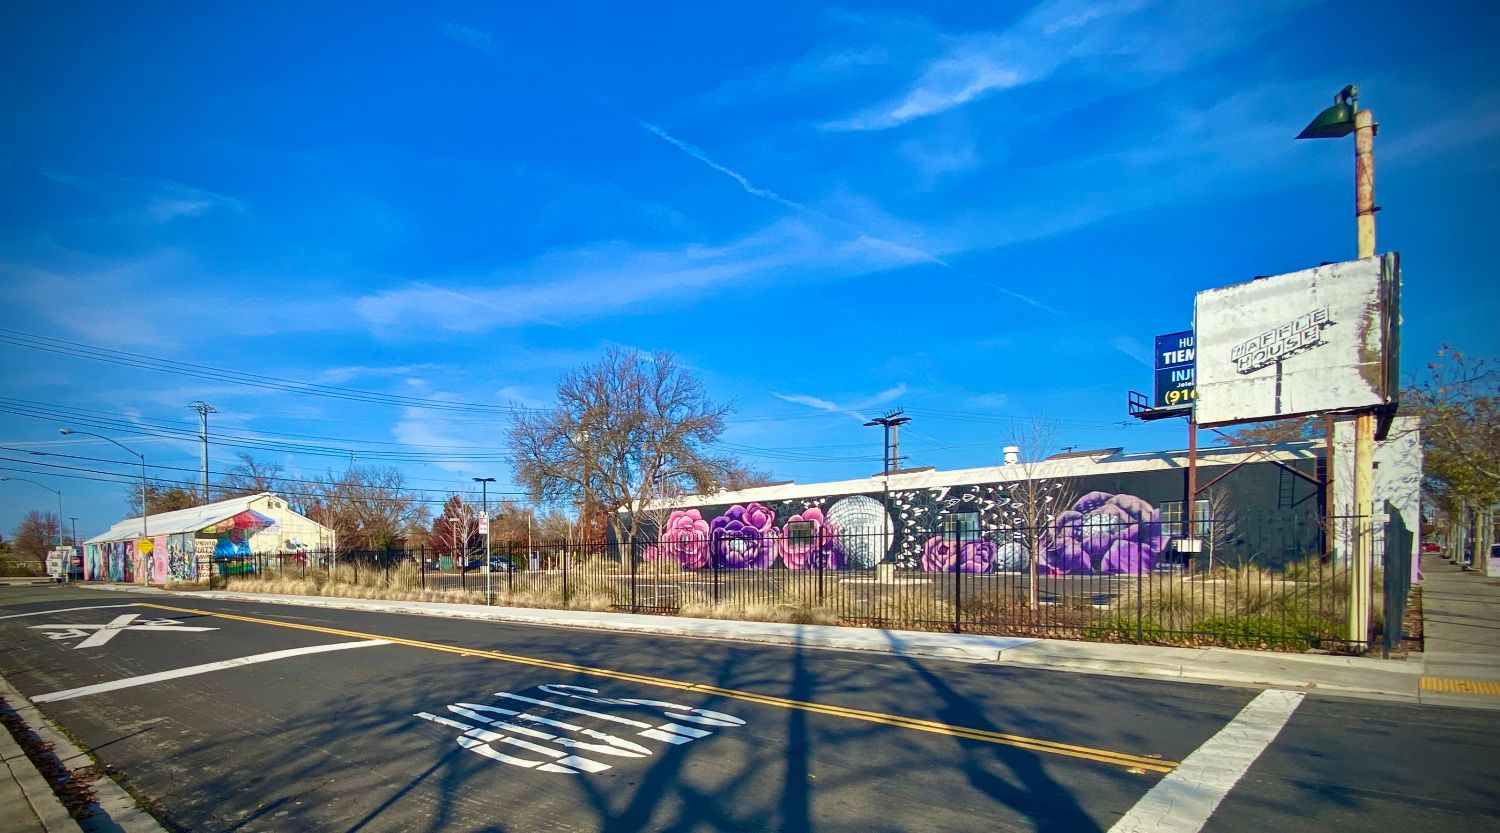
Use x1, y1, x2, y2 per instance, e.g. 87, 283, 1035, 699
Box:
59, 428, 148, 543
0, 477, 63, 545
1296, 83, 1379, 645
473, 476, 496, 598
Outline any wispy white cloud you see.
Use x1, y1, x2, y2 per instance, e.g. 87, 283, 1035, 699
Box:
316, 364, 444, 385
638, 124, 1057, 316
0, 252, 347, 348
354, 218, 930, 337
439, 21, 497, 55
1111, 336, 1152, 368
966, 392, 1010, 409
823, 0, 1311, 131
771, 383, 909, 423
639, 121, 805, 211
41, 172, 247, 223
144, 181, 247, 222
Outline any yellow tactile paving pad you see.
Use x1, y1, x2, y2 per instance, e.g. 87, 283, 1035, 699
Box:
1421, 677, 1500, 696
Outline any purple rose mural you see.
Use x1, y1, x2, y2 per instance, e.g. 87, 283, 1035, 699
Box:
921, 536, 996, 573
661, 509, 711, 570
710, 503, 777, 569
778, 508, 845, 570
1042, 491, 1167, 574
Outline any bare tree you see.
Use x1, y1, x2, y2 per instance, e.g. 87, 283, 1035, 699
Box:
11, 510, 60, 559
1200, 485, 1240, 571
999, 419, 1078, 609
126, 482, 201, 516
430, 494, 477, 564
1405, 346, 1499, 567
306, 466, 429, 552
508, 348, 732, 551
217, 453, 285, 499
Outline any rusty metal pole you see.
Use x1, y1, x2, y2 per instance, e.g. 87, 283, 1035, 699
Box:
1186, 417, 1198, 575
1324, 412, 1336, 561
1351, 106, 1378, 649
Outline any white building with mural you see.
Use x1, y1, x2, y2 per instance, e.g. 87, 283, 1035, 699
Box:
82, 492, 332, 584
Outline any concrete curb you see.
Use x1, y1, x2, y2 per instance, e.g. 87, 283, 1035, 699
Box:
76, 583, 1426, 702
0, 673, 167, 833
0, 701, 82, 833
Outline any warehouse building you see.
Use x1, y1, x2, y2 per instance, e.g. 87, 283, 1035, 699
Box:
83, 492, 332, 584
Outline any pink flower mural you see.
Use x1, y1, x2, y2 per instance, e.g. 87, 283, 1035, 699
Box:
920, 536, 996, 573
710, 503, 777, 569
778, 508, 845, 570
660, 509, 711, 570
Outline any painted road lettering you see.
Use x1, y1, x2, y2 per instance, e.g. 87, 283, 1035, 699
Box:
415, 683, 745, 775
30, 614, 217, 649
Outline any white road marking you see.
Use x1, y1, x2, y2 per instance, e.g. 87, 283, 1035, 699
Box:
1108, 689, 1304, 833
0, 604, 137, 619
418, 684, 747, 775
30, 614, 217, 649
31, 640, 391, 702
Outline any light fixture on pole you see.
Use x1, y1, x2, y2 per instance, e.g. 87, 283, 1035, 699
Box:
59, 427, 149, 549
0, 476, 63, 546
1296, 83, 1379, 646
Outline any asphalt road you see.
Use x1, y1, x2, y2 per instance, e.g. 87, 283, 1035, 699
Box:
0, 585, 1495, 833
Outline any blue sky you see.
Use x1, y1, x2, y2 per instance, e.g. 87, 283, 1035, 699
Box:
2, 1, 1497, 538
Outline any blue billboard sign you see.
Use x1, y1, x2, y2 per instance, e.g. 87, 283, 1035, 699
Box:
1154, 330, 1195, 409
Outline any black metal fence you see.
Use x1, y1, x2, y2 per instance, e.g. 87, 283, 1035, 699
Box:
221, 513, 1400, 653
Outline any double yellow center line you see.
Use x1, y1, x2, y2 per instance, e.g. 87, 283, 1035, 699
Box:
140, 602, 1177, 774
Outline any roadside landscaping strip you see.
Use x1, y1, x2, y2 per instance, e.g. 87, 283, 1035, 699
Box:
70, 583, 1442, 704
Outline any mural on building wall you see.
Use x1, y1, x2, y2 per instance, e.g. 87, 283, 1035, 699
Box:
644, 486, 1175, 575
1041, 491, 1169, 575
84, 540, 136, 583
166, 534, 196, 582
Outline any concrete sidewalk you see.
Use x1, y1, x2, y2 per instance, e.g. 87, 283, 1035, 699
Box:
1416, 553, 1500, 708
80, 583, 1437, 705
0, 695, 81, 833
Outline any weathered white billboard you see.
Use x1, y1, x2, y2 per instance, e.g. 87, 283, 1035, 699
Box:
1193, 254, 1398, 425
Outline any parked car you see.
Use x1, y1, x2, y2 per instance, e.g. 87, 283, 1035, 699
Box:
1421, 541, 1442, 553
463, 557, 515, 573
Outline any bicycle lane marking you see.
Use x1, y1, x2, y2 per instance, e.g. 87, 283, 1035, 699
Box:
1108, 689, 1305, 833
138, 601, 1180, 774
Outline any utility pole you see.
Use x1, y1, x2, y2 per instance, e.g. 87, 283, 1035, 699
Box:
189, 401, 218, 503
863, 410, 912, 474
1297, 85, 1380, 648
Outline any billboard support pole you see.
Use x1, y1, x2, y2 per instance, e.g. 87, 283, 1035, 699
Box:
1350, 106, 1377, 649
1186, 418, 1198, 573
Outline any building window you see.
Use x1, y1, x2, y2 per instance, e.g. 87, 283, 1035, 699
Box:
942, 511, 980, 543
785, 521, 814, 546
1160, 500, 1210, 538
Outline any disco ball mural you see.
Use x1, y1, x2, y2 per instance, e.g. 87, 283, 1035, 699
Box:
825, 495, 893, 569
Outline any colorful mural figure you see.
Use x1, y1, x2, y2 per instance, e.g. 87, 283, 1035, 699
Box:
657, 509, 711, 569
1041, 491, 1168, 575
778, 507, 844, 570
213, 528, 252, 559
709, 503, 776, 569
824, 496, 890, 569
921, 536, 997, 573
648, 488, 1171, 576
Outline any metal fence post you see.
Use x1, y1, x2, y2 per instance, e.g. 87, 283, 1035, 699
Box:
712, 536, 721, 604
952, 528, 961, 634
1136, 548, 1145, 643
630, 539, 638, 613
563, 543, 571, 607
